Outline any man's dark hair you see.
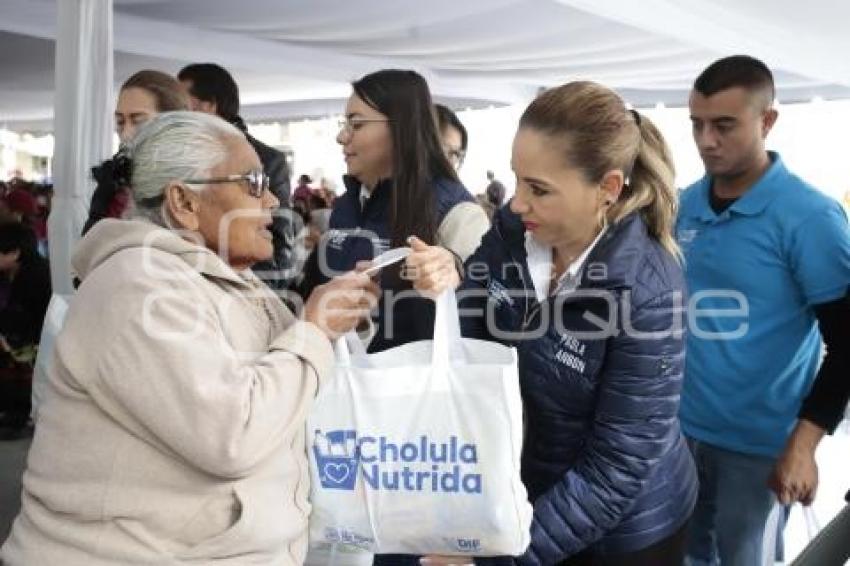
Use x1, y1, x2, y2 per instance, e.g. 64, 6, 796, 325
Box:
177, 63, 240, 121
0, 222, 38, 263
434, 104, 468, 151
694, 55, 775, 103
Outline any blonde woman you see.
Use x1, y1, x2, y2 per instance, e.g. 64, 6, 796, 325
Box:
409, 82, 697, 565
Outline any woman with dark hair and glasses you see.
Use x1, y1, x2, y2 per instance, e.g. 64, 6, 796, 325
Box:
299, 69, 490, 353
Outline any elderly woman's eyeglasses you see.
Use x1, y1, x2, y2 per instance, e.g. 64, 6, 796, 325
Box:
338, 117, 391, 135
184, 170, 269, 198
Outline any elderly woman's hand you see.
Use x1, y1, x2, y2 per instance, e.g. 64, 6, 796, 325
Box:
303, 270, 380, 340
403, 236, 461, 299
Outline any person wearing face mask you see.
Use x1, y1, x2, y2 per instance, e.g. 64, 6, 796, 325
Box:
299, 69, 490, 354
82, 70, 188, 236
408, 81, 697, 566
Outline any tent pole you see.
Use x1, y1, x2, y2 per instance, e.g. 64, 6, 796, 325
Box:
49, 0, 113, 294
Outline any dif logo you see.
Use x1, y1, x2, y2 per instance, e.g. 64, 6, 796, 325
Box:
313, 429, 359, 490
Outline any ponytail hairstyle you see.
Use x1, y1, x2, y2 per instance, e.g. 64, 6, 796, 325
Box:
519, 81, 680, 259
627, 110, 680, 259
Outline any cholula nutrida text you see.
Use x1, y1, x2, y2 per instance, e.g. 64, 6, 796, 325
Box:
358, 435, 482, 493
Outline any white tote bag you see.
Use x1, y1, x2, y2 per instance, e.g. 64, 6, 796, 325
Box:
306, 290, 532, 557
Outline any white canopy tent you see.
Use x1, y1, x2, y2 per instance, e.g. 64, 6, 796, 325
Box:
3, 4, 850, 559
2, 0, 850, 290
4, 0, 850, 130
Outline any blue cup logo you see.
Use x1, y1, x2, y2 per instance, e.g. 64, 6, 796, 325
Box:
313, 429, 360, 490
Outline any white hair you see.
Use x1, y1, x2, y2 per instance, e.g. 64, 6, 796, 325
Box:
125, 111, 243, 225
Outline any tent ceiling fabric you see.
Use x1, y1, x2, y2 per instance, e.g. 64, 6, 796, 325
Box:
556, 0, 850, 89
2, 0, 850, 131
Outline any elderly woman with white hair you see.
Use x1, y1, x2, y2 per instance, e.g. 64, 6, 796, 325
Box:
0, 112, 378, 565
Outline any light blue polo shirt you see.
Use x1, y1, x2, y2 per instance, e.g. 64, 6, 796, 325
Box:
677, 152, 850, 457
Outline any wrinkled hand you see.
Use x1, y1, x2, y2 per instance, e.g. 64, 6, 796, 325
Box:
403, 236, 461, 298
303, 270, 380, 339
768, 420, 823, 506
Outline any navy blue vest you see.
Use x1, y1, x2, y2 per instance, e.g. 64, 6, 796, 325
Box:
320, 175, 474, 352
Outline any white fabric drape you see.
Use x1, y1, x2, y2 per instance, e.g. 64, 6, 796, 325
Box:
4, 0, 850, 131
555, 0, 850, 87
48, 0, 114, 294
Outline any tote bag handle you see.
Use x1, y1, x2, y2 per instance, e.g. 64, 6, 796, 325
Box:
334, 330, 369, 366
432, 289, 466, 369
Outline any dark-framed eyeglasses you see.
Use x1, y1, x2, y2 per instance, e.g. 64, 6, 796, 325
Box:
338, 117, 391, 135
445, 147, 466, 169
183, 170, 269, 198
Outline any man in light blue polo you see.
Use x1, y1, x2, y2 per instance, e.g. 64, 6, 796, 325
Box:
677, 55, 850, 566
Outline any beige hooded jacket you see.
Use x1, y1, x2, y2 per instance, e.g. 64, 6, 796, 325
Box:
1, 219, 334, 565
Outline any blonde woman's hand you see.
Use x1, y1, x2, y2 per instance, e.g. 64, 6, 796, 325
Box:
403, 236, 461, 298
303, 270, 380, 339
